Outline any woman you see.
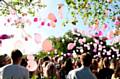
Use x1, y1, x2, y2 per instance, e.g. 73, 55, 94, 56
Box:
46, 62, 60, 79
111, 66, 120, 79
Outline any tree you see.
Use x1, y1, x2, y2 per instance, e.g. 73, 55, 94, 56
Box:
0, 0, 46, 16
48, 29, 120, 59
65, 0, 120, 35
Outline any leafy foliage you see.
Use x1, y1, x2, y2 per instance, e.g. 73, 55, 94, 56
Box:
0, 0, 46, 16
45, 30, 120, 59
65, 0, 120, 27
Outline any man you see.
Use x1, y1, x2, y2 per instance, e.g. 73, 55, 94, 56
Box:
67, 53, 97, 79
0, 54, 11, 79
98, 57, 114, 79
3, 49, 29, 79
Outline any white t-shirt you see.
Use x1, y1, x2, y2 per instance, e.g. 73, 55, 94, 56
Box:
67, 66, 97, 79
3, 64, 29, 79
0, 64, 10, 79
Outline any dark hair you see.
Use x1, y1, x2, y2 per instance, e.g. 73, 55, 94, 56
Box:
81, 53, 92, 66
20, 58, 27, 67
103, 57, 110, 67
114, 66, 120, 78
11, 49, 23, 61
43, 56, 50, 62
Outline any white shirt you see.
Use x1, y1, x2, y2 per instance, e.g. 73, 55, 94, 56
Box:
67, 65, 97, 79
0, 64, 10, 79
3, 64, 29, 79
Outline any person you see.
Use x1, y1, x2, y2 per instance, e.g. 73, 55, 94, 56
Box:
98, 57, 114, 79
0, 54, 11, 79
111, 66, 120, 79
3, 49, 29, 79
45, 62, 60, 79
90, 59, 99, 78
67, 53, 97, 79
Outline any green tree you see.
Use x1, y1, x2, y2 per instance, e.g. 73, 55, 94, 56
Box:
65, 0, 120, 35
0, 0, 46, 16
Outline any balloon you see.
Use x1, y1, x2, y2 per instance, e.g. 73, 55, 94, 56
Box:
107, 30, 114, 39
26, 19, 32, 26
27, 61, 38, 71
27, 55, 38, 71
0, 34, 13, 40
47, 23, 50, 26
98, 31, 103, 36
34, 33, 41, 44
103, 23, 108, 30
27, 55, 35, 61
67, 43, 75, 50
48, 13, 57, 22
50, 21, 56, 28
41, 21, 45, 26
78, 39, 83, 44
115, 21, 120, 26
34, 17, 38, 22
0, 40, 2, 47
42, 40, 53, 52
58, 3, 64, 19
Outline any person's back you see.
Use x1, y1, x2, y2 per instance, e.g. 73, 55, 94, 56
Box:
67, 53, 97, 79
74, 66, 97, 79
2, 49, 29, 79
98, 68, 114, 79
3, 64, 29, 79
98, 58, 114, 79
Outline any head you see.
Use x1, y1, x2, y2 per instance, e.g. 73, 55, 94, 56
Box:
114, 66, 120, 78
46, 62, 56, 78
103, 57, 110, 68
80, 53, 92, 67
11, 49, 23, 64
0, 54, 11, 67
20, 58, 27, 67
43, 56, 50, 62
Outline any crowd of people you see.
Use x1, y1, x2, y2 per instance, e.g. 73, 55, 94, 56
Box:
0, 49, 120, 79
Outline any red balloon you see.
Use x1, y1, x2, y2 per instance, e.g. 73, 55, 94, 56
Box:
34, 17, 38, 22
41, 21, 45, 26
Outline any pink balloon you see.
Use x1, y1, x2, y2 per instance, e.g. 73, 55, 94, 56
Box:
34, 17, 38, 22
115, 21, 120, 26
34, 33, 41, 44
41, 21, 45, 26
27, 61, 38, 71
58, 3, 64, 19
98, 31, 103, 36
67, 43, 75, 50
27, 55, 34, 60
27, 55, 38, 71
50, 21, 56, 28
48, 13, 57, 22
0, 40, 2, 47
78, 39, 83, 44
103, 23, 108, 30
47, 23, 50, 26
42, 40, 53, 52
107, 31, 114, 39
